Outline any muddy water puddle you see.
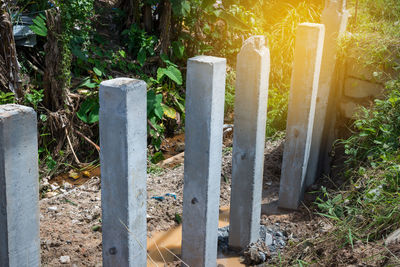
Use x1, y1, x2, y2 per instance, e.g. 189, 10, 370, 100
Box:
147, 207, 244, 266
51, 165, 101, 187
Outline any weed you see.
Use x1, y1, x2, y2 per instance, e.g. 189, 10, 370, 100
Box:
0, 91, 15, 104
317, 80, 400, 242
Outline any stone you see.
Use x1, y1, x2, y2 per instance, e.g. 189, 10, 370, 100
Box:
306, 1, 349, 187
229, 36, 270, 250
181, 56, 226, 267
264, 233, 273, 246
340, 100, 360, 119
48, 206, 58, 212
59, 255, 71, 264
385, 228, 400, 246
279, 23, 325, 210
63, 182, 73, 190
0, 104, 40, 267
44, 191, 58, 198
343, 77, 384, 99
99, 78, 148, 267
346, 55, 381, 82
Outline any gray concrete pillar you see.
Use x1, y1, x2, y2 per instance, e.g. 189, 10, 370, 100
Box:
306, 0, 349, 187
320, 2, 350, 177
278, 23, 325, 210
181, 56, 226, 267
99, 78, 147, 267
229, 36, 270, 249
0, 104, 40, 267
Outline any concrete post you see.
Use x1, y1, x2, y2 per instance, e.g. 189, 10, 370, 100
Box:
278, 23, 325, 210
0, 104, 40, 267
229, 36, 270, 249
181, 56, 226, 267
305, 0, 349, 187
99, 78, 147, 267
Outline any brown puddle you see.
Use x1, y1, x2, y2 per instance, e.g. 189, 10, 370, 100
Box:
51, 165, 101, 186
147, 207, 244, 266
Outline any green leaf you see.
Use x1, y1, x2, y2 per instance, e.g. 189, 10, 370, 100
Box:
93, 67, 103, 76
163, 66, 183, 85
172, 41, 185, 59
77, 98, 99, 124
29, 14, 47, 37
160, 54, 178, 67
157, 67, 167, 83
137, 48, 147, 66
161, 104, 177, 119
79, 78, 97, 89
29, 25, 47, 37
171, 0, 190, 17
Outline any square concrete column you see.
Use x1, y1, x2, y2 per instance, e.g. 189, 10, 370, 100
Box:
305, 1, 349, 187
278, 23, 325, 210
229, 36, 270, 249
0, 104, 40, 267
99, 78, 147, 267
181, 56, 226, 267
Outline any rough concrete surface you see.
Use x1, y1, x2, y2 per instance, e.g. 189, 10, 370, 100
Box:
99, 78, 148, 267
0, 104, 40, 267
181, 56, 226, 267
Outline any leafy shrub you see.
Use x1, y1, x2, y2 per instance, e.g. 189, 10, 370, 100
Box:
316, 80, 400, 243
0, 92, 15, 105
24, 89, 44, 109
121, 24, 157, 65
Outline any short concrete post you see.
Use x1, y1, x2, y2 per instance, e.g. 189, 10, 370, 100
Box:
0, 104, 40, 267
305, 0, 349, 187
229, 36, 270, 249
278, 23, 325, 210
99, 78, 147, 267
181, 56, 226, 267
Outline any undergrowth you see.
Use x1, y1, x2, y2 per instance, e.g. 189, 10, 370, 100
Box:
314, 0, 400, 258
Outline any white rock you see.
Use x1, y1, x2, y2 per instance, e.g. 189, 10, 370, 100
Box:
385, 228, 400, 246
59, 255, 70, 264
41, 178, 50, 186
48, 206, 58, 212
50, 183, 60, 191
265, 232, 273, 246
63, 182, 73, 190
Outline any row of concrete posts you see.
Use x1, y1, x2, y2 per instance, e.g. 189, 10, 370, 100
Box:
0, 2, 348, 265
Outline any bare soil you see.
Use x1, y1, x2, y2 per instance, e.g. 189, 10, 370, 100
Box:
39, 138, 397, 266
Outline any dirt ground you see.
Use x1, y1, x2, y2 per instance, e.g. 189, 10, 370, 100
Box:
39, 138, 397, 266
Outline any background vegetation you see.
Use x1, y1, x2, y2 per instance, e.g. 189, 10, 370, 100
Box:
1, 0, 324, 176
274, 0, 400, 265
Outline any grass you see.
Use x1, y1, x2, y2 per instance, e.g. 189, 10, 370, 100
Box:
272, 0, 400, 265
311, 0, 400, 256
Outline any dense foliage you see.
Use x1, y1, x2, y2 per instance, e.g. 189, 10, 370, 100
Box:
315, 0, 400, 248
3, 0, 323, 174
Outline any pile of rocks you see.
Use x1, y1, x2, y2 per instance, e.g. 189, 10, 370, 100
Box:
217, 224, 289, 264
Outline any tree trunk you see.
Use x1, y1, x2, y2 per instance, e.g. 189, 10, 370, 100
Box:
143, 3, 152, 33
159, 0, 171, 55
119, 0, 140, 28
0, 4, 23, 98
43, 9, 65, 111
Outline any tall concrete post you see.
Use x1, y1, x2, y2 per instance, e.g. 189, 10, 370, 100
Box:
229, 36, 270, 249
320, 0, 350, 177
99, 78, 147, 267
181, 56, 226, 267
305, 0, 349, 187
0, 104, 40, 267
278, 23, 325, 210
